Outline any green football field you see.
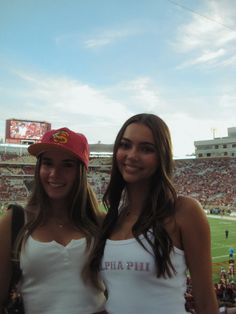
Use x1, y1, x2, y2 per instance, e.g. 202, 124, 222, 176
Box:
209, 216, 236, 282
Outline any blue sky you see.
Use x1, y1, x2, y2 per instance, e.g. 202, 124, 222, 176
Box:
0, 0, 235, 157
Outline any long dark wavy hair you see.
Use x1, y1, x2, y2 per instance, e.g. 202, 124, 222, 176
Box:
84, 113, 178, 289
15, 155, 101, 257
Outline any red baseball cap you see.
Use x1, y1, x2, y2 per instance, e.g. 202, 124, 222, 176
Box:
28, 127, 89, 169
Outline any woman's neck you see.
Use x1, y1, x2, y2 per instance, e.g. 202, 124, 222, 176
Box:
48, 200, 68, 219
126, 183, 148, 215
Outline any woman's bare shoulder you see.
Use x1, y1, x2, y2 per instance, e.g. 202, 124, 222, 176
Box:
175, 195, 207, 225
0, 210, 12, 233
0, 210, 13, 305
0, 210, 12, 260
0, 210, 13, 254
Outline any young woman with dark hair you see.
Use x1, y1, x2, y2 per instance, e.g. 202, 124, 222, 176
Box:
85, 113, 218, 314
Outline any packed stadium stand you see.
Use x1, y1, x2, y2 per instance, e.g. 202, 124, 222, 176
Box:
0, 151, 235, 213
173, 157, 236, 212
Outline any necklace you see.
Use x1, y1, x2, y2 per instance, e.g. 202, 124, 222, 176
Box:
126, 210, 131, 216
57, 222, 64, 228
52, 218, 69, 228
123, 208, 140, 218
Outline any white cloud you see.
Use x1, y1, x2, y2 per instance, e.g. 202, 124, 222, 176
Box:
114, 77, 162, 112
1, 70, 135, 143
83, 26, 143, 49
219, 93, 236, 109
55, 25, 143, 50
176, 48, 226, 69
220, 53, 236, 66
172, 1, 236, 68
13, 71, 130, 118
1, 68, 235, 155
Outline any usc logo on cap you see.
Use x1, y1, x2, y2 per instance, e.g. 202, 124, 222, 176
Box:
51, 130, 69, 144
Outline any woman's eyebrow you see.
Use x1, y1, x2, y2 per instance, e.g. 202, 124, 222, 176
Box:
122, 137, 155, 146
41, 157, 51, 161
41, 157, 77, 162
62, 159, 77, 163
121, 137, 130, 141
140, 142, 155, 147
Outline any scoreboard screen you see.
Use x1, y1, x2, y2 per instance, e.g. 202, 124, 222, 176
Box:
5, 119, 51, 143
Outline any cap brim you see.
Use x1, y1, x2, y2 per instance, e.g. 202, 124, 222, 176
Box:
28, 143, 79, 160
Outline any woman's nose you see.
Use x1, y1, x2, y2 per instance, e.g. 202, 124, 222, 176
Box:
127, 147, 139, 160
49, 166, 61, 176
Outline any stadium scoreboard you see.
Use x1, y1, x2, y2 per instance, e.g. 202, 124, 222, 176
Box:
5, 118, 51, 145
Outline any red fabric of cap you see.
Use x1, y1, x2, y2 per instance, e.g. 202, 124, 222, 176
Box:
28, 127, 89, 169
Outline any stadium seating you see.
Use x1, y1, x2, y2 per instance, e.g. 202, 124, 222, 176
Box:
0, 155, 235, 213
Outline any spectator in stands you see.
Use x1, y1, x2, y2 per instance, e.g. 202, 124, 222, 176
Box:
85, 113, 218, 313
0, 127, 106, 314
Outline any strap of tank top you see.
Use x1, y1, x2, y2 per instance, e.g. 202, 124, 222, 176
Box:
11, 206, 25, 246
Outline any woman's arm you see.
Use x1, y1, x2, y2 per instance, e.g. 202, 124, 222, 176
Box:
176, 196, 219, 314
0, 210, 13, 311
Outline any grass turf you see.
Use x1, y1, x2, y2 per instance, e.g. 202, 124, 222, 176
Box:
209, 216, 236, 282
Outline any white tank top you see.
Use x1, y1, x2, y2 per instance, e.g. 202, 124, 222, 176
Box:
20, 236, 106, 314
100, 235, 187, 314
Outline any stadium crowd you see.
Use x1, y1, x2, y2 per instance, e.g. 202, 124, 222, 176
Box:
185, 262, 236, 312
1, 154, 235, 212
173, 158, 236, 211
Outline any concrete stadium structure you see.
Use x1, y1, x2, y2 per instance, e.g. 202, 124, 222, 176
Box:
194, 127, 236, 158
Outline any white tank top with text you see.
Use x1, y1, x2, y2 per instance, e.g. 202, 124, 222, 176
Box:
101, 234, 187, 314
